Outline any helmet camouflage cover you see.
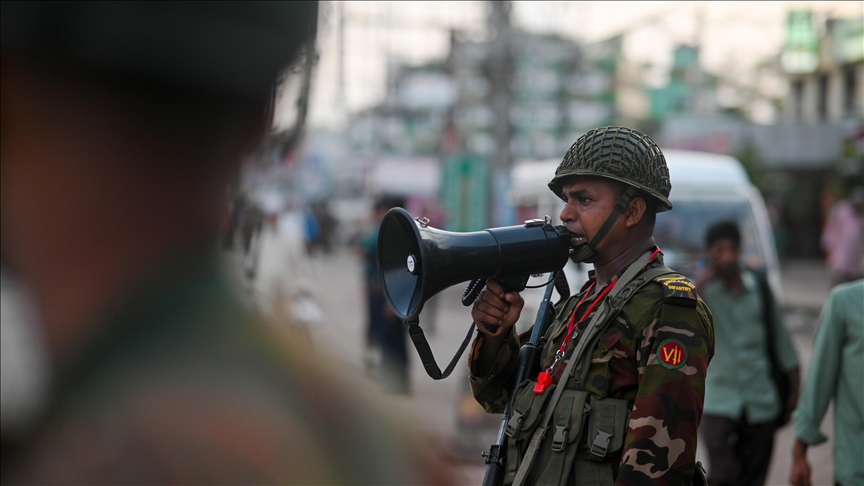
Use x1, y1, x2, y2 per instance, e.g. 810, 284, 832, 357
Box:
548, 126, 673, 212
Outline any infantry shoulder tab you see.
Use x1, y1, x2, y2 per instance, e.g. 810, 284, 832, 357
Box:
654, 275, 698, 308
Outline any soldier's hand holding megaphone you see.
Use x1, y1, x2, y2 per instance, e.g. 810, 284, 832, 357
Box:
471, 279, 525, 341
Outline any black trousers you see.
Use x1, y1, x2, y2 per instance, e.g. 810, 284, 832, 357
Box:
699, 414, 777, 486
366, 288, 409, 393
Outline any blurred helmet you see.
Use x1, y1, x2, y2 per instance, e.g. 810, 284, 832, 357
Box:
548, 126, 673, 212
0, 1, 318, 105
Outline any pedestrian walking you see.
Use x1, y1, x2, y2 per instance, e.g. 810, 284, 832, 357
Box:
789, 279, 863, 486
820, 187, 864, 285
358, 196, 411, 394
695, 220, 800, 486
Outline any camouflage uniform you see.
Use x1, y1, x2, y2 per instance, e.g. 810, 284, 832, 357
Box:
469, 252, 714, 485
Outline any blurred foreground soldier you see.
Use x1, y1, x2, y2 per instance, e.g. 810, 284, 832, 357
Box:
695, 221, 800, 486
789, 279, 863, 486
468, 127, 715, 485
0, 2, 450, 484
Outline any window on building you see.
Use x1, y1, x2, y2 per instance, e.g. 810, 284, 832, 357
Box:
817, 74, 828, 121
792, 79, 804, 121
844, 65, 857, 118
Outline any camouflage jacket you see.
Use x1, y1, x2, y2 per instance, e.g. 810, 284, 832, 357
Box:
469, 253, 715, 485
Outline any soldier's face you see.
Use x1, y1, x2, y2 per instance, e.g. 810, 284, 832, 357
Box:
707, 238, 740, 277
558, 176, 624, 250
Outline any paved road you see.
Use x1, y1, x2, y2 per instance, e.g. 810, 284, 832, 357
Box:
239, 248, 839, 485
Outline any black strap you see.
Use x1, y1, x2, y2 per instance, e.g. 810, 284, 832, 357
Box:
754, 270, 791, 423
755, 271, 777, 356
406, 319, 476, 380
585, 186, 637, 254
755, 270, 782, 370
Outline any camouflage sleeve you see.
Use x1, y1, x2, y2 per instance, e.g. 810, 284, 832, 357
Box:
468, 326, 522, 413
617, 283, 715, 486
468, 293, 582, 414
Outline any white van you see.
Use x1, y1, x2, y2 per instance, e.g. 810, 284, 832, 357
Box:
509, 149, 782, 304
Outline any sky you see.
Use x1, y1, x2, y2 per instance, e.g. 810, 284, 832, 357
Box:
274, 1, 863, 130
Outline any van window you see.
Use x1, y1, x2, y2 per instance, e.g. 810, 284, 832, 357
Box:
655, 200, 766, 279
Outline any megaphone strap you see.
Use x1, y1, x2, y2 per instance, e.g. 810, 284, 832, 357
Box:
405, 318, 476, 381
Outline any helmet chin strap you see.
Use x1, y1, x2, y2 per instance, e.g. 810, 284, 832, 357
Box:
569, 186, 637, 263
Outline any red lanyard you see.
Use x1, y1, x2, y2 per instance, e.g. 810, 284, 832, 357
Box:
560, 282, 614, 353
533, 248, 663, 394
534, 282, 615, 393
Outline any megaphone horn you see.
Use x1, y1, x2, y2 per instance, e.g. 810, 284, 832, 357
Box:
378, 208, 572, 321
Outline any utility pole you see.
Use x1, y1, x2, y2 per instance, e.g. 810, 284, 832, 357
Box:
487, 0, 512, 227
336, 1, 346, 123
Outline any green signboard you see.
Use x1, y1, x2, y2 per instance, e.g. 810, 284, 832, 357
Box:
441, 155, 489, 231
782, 10, 819, 74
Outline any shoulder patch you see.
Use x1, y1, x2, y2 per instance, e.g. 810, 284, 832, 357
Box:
657, 339, 688, 369
655, 275, 698, 308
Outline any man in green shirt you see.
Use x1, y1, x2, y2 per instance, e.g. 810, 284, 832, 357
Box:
696, 220, 800, 486
790, 279, 864, 486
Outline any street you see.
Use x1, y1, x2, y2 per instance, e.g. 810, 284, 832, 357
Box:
248, 248, 838, 485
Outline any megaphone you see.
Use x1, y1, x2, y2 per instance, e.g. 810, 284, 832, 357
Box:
378, 208, 573, 321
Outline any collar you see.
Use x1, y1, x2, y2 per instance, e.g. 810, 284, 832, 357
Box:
740, 270, 758, 293
583, 246, 662, 295
709, 268, 757, 294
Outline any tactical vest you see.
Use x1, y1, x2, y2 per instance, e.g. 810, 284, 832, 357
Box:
502, 253, 693, 486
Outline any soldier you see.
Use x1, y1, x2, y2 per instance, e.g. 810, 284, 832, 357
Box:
1, 2, 450, 484
468, 127, 715, 485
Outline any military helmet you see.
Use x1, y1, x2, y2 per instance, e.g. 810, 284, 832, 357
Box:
548, 126, 673, 212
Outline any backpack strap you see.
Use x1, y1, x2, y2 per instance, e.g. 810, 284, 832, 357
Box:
753, 269, 791, 424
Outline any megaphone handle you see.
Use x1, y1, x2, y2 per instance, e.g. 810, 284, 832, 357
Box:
406, 318, 476, 380
462, 279, 486, 306
463, 275, 532, 308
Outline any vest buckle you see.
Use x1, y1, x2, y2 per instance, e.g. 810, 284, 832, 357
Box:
589, 429, 613, 458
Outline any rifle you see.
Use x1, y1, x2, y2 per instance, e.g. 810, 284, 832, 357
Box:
481, 270, 570, 486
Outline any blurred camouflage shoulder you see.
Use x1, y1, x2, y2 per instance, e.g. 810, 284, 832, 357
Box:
1, 261, 453, 485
